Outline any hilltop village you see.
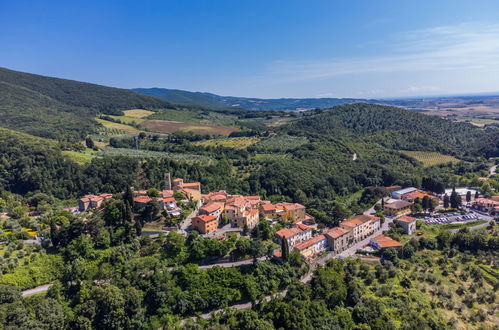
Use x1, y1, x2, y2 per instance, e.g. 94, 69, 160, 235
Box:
77, 176, 497, 262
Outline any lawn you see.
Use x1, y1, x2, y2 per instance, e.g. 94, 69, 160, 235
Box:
122, 109, 155, 118
401, 151, 460, 167
192, 137, 260, 149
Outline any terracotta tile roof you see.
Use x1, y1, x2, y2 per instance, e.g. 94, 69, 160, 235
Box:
245, 196, 261, 200
281, 203, 306, 210
396, 215, 417, 223
163, 197, 175, 203
173, 178, 183, 182
273, 251, 282, 258
341, 215, 377, 227
99, 193, 113, 199
402, 191, 439, 201
200, 202, 224, 213
134, 196, 151, 204
475, 198, 499, 205
194, 215, 218, 223
384, 200, 412, 209
294, 223, 311, 231
134, 190, 148, 195
326, 227, 349, 239
372, 235, 403, 248
248, 208, 258, 216
294, 235, 326, 250
261, 203, 276, 211
183, 182, 201, 188
162, 190, 174, 198
276, 227, 303, 239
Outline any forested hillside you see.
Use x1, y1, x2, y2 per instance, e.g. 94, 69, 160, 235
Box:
0, 68, 172, 141
287, 103, 499, 157
133, 87, 369, 110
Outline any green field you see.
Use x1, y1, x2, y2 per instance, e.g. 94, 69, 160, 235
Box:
193, 137, 260, 149
401, 151, 460, 167
62, 148, 98, 165
95, 118, 143, 135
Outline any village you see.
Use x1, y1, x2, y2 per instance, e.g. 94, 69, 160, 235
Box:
77, 175, 497, 263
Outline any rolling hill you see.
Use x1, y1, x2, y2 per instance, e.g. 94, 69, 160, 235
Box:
284, 103, 499, 157
0, 67, 173, 141
132, 87, 370, 110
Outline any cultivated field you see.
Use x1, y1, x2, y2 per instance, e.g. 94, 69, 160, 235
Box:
192, 137, 260, 149
402, 151, 460, 167
141, 119, 236, 135
100, 147, 217, 164
95, 118, 143, 135
122, 109, 155, 118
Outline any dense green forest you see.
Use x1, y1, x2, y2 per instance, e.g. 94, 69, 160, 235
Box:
0, 67, 173, 141
287, 103, 499, 157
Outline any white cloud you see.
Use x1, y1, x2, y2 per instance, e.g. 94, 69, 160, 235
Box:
260, 22, 499, 85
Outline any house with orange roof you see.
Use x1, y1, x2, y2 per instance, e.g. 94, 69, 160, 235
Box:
192, 215, 218, 234
394, 215, 417, 234
400, 190, 440, 203
383, 200, 412, 217
340, 215, 380, 242
275, 223, 312, 247
325, 227, 351, 254
199, 202, 224, 219
472, 197, 499, 214
78, 193, 113, 211
370, 234, 403, 250
294, 234, 327, 258
133, 195, 152, 210
223, 196, 260, 229
172, 178, 202, 201
278, 202, 307, 222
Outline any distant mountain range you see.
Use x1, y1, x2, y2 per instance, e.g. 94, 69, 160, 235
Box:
132, 87, 377, 111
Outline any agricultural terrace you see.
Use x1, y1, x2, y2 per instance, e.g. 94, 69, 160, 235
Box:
141, 119, 236, 135
192, 137, 260, 149
122, 109, 155, 118
401, 151, 460, 167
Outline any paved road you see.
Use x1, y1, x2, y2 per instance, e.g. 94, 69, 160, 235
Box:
21, 283, 53, 297
490, 164, 497, 176
197, 257, 266, 269
450, 221, 491, 233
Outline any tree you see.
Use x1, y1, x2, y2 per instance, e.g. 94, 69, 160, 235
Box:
0, 284, 21, 304
85, 136, 95, 149
422, 196, 430, 212
475, 190, 480, 199
281, 238, 289, 261
123, 186, 134, 207
450, 188, 462, 209
466, 191, 472, 203
411, 203, 423, 214
429, 198, 438, 213
147, 188, 160, 198
443, 194, 450, 208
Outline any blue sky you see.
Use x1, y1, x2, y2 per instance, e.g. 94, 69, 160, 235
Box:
1, 0, 499, 98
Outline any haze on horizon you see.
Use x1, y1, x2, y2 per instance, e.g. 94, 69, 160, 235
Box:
1, 0, 499, 99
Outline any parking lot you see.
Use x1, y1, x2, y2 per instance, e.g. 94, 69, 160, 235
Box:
422, 210, 491, 224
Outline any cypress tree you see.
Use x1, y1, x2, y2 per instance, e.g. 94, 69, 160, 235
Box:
281, 238, 289, 261
443, 194, 450, 208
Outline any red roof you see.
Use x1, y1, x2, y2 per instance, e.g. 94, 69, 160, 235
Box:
372, 235, 403, 248
326, 227, 349, 239
341, 215, 378, 228
200, 202, 224, 213
276, 227, 303, 239
194, 215, 217, 223
163, 197, 175, 202
475, 198, 499, 205
261, 203, 276, 211
134, 196, 151, 204
294, 234, 326, 250
396, 215, 417, 223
